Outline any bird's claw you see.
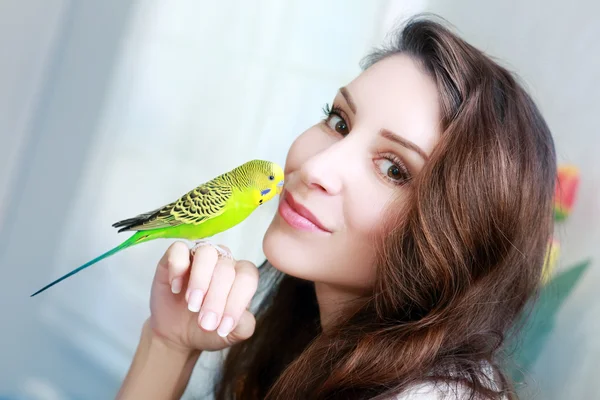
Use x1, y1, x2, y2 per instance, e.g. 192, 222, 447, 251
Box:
191, 240, 234, 260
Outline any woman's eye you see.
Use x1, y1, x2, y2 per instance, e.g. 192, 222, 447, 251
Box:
375, 158, 409, 182
326, 115, 349, 136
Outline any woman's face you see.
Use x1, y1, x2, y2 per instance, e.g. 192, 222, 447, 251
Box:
263, 54, 441, 293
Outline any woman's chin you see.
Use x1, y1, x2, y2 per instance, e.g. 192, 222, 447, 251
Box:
263, 218, 294, 273
263, 213, 378, 290
262, 215, 318, 280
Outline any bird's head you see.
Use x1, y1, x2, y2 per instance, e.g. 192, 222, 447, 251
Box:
244, 159, 284, 207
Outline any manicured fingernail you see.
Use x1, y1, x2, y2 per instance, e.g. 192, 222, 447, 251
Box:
217, 316, 234, 337
171, 278, 183, 294
201, 311, 218, 330
187, 289, 203, 312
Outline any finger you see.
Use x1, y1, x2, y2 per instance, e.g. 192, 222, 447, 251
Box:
197, 258, 236, 332
186, 245, 219, 312
217, 260, 258, 337
225, 310, 256, 344
157, 241, 191, 294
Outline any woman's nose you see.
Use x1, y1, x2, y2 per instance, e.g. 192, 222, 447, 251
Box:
299, 153, 343, 195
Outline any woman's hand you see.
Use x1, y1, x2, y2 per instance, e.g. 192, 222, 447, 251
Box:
147, 241, 259, 353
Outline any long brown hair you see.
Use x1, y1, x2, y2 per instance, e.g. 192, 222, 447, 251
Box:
213, 15, 556, 400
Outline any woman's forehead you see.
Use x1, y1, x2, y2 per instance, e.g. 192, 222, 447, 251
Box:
343, 54, 442, 157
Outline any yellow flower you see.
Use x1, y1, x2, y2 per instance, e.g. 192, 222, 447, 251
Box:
541, 238, 560, 284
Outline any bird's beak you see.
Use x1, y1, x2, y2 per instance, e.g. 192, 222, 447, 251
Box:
276, 180, 284, 194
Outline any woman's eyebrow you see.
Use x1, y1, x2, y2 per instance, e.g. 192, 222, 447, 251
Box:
339, 86, 428, 161
339, 87, 357, 114
380, 129, 429, 161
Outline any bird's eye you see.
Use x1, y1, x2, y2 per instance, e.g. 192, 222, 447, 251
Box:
269, 175, 274, 181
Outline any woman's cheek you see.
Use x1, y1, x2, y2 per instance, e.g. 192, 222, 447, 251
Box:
346, 189, 390, 237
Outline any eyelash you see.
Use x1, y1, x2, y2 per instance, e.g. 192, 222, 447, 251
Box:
322, 102, 341, 117
321, 103, 412, 186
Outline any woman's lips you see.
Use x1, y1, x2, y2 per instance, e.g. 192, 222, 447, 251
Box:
278, 190, 331, 233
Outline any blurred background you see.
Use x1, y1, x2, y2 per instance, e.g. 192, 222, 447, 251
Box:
1, 1, 598, 399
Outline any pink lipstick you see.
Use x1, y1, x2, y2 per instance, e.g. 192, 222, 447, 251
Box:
278, 190, 330, 233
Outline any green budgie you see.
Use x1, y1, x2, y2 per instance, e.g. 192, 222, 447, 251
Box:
30, 159, 284, 297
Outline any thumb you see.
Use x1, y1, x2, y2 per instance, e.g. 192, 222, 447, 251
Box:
223, 310, 256, 345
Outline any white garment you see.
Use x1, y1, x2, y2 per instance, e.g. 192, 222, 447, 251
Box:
394, 363, 504, 399
394, 381, 471, 399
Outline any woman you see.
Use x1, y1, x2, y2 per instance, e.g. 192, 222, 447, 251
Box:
117, 15, 556, 400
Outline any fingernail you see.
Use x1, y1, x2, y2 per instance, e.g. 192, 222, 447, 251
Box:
187, 289, 203, 312
217, 316, 234, 337
201, 311, 218, 330
171, 278, 183, 294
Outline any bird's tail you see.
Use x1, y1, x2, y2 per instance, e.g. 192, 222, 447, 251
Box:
30, 231, 151, 297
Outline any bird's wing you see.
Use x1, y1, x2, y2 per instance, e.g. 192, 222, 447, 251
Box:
112, 180, 233, 232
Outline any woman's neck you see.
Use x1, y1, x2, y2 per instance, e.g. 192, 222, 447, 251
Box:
313, 281, 367, 332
